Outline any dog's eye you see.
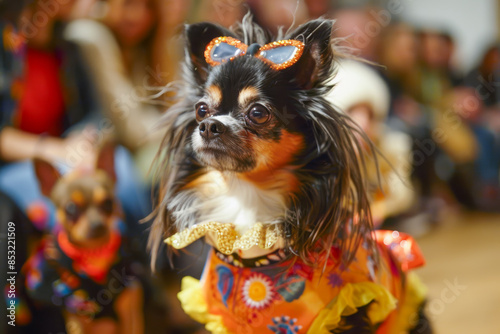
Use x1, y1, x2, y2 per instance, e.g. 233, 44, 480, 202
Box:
247, 105, 270, 125
99, 198, 114, 216
65, 202, 81, 222
195, 103, 210, 122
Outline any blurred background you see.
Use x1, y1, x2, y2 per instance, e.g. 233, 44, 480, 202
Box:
0, 0, 499, 333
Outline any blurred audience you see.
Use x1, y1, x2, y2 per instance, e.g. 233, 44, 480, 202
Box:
462, 43, 500, 208
0, 0, 151, 250
327, 59, 415, 227
419, 29, 461, 87
0, 0, 100, 211
377, 22, 421, 113
417, 29, 461, 107
464, 44, 500, 107
331, 2, 499, 215
449, 87, 500, 209
0, 0, 98, 166
375, 22, 441, 215
64, 0, 187, 180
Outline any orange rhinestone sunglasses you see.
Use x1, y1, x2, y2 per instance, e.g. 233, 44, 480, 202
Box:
204, 36, 305, 71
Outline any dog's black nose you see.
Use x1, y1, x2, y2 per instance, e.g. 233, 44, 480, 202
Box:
88, 221, 107, 238
199, 118, 226, 140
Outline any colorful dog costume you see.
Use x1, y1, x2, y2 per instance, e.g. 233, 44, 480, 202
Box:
165, 224, 426, 334
23, 220, 138, 321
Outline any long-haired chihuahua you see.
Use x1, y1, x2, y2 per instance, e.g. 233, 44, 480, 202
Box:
149, 14, 431, 334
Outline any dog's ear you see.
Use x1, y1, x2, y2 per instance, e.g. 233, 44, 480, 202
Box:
96, 142, 116, 183
285, 19, 334, 89
33, 158, 61, 198
185, 22, 236, 85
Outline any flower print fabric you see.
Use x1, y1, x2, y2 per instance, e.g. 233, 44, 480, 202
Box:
178, 230, 426, 333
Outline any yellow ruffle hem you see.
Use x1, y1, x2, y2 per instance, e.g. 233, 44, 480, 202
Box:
307, 281, 397, 333
178, 276, 230, 334
179, 275, 399, 334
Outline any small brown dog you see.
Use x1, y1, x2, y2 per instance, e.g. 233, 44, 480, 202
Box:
24, 144, 144, 334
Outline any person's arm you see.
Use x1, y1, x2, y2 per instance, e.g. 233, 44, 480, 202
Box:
0, 127, 65, 162
0, 126, 97, 168
64, 20, 160, 152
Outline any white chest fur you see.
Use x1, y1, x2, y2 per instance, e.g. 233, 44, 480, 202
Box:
195, 171, 286, 234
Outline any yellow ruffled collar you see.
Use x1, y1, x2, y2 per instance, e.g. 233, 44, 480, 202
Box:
164, 222, 283, 255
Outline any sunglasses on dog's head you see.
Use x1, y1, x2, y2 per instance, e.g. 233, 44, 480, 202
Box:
204, 36, 305, 70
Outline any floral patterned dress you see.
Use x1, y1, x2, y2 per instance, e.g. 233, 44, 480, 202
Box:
166, 224, 427, 334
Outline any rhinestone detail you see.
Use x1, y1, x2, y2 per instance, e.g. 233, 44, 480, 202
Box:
164, 222, 283, 255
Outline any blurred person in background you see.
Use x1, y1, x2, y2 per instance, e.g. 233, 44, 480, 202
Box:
416, 31, 498, 211
377, 22, 421, 114
464, 44, 500, 107
449, 87, 500, 210
377, 22, 496, 214
415, 29, 482, 211
327, 59, 416, 227
0, 0, 100, 208
420, 29, 462, 85
376, 22, 441, 213
417, 29, 462, 107
462, 44, 500, 209
0, 0, 151, 260
190, 0, 244, 28
429, 88, 478, 210
331, 2, 383, 62
64, 0, 189, 180
247, 0, 308, 35
0, 0, 97, 163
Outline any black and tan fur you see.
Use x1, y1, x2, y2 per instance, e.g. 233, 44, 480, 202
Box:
147, 12, 432, 333
148, 14, 375, 269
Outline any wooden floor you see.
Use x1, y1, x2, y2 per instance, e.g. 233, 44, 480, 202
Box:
414, 211, 500, 334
